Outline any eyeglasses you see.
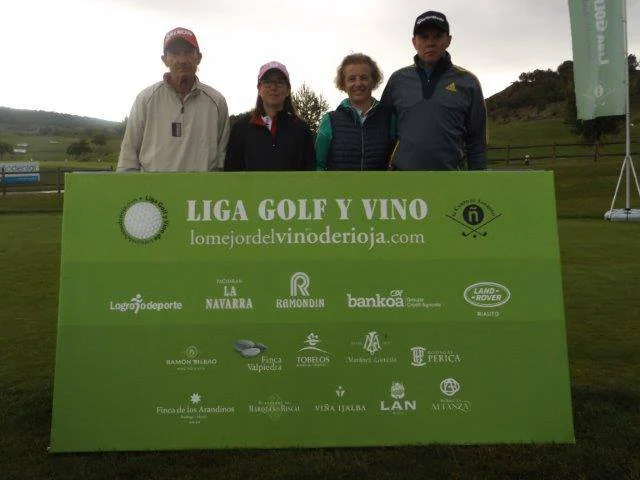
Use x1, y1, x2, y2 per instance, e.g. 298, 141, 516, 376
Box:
260, 78, 288, 87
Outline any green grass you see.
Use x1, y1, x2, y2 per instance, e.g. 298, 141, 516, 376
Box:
1, 211, 639, 479
0, 132, 121, 163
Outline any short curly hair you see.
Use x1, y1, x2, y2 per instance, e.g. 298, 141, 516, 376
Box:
335, 53, 383, 92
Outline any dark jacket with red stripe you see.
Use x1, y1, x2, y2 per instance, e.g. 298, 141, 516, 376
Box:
224, 111, 315, 171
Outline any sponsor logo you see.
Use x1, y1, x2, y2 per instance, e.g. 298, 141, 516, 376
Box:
109, 293, 182, 314
432, 378, 471, 414
410, 346, 462, 366
297, 333, 331, 368
445, 82, 457, 92
234, 339, 283, 373
119, 196, 168, 244
464, 282, 511, 308
205, 278, 254, 310
314, 386, 367, 414
165, 345, 218, 371
155, 393, 234, 425
248, 394, 301, 421
446, 199, 501, 238
380, 381, 417, 413
347, 331, 398, 365
276, 272, 325, 309
347, 289, 441, 310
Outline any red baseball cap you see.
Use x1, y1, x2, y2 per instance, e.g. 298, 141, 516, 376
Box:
163, 27, 199, 51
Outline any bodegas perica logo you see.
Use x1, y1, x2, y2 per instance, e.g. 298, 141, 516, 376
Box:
446, 198, 501, 238
118, 196, 169, 244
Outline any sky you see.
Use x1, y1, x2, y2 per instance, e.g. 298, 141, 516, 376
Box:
1, 0, 639, 122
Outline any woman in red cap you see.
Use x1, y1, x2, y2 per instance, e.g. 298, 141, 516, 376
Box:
224, 61, 314, 171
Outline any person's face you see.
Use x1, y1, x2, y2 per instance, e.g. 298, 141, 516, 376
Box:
162, 39, 202, 80
258, 70, 290, 111
343, 63, 374, 106
412, 26, 451, 67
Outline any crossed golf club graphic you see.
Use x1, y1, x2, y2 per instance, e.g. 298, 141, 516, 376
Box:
446, 213, 502, 237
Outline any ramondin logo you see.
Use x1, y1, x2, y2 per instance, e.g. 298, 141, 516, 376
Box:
276, 272, 325, 309
446, 198, 501, 238
290, 272, 310, 296
119, 196, 169, 244
464, 282, 511, 308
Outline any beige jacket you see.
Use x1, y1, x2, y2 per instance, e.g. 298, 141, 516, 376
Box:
117, 77, 230, 172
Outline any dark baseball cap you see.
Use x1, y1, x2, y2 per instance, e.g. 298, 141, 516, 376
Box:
413, 11, 449, 35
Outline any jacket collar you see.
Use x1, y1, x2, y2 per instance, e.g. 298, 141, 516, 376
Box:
413, 51, 452, 76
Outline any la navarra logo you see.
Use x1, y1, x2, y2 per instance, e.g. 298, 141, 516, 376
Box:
119, 196, 169, 244
446, 199, 501, 238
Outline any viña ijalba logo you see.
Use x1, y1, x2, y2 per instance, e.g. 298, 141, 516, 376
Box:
109, 293, 183, 314
446, 198, 501, 238
275, 272, 325, 309
119, 196, 169, 244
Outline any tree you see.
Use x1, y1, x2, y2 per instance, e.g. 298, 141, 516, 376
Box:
92, 133, 107, 146
291, 82, 329, 134
0, 141, 13, 160
559, 59, 624, 143
628, 53, 638, 73
66, 140, 92, 160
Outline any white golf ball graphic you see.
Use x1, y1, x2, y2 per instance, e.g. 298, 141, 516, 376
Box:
122, 201, 164, 240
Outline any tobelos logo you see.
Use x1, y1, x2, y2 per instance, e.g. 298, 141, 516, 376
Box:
119, 196, 168, 244
446, 199, 501, 238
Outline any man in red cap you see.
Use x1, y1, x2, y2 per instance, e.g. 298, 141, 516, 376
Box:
117, 27, 230, 171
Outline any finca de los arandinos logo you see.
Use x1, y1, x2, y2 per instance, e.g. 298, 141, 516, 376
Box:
119, 196, 169, 244
446, 199, 501, 238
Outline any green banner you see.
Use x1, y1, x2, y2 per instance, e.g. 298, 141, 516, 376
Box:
568, 0, 627, 119
50, 172, 574, 452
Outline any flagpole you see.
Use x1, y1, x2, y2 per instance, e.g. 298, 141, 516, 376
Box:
605, 0, 640, 221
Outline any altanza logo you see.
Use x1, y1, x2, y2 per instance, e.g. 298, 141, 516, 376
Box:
463, 282, 511, 308
109, 293, 183, 314
347, 289, 405, 308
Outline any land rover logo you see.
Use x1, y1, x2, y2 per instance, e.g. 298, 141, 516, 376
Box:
463, 282, 511, 308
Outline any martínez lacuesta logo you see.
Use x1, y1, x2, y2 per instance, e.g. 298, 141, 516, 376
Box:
119, 196, 169, 244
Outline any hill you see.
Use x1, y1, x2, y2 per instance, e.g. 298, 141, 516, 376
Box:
486, 58, 640, 124
0, 106, 122, 135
